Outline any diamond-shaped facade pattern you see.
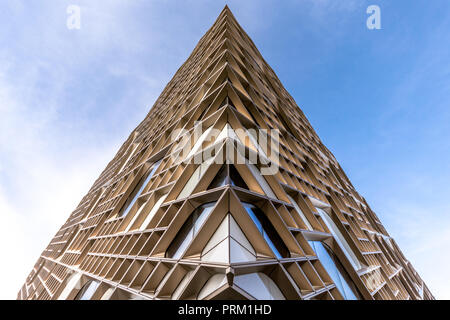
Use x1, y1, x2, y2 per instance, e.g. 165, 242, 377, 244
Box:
18, 6, 433, 300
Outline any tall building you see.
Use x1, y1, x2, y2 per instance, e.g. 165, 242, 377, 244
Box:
18, 6, 433, 300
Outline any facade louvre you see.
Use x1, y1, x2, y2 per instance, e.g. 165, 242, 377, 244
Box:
18, 6, 433, 300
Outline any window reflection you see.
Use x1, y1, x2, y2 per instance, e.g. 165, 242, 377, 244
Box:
243, 203, 290, 259
166, 202, 216, 259
74, 280, 100, 300
308, 240, 361, 300
119, 160, 161, 218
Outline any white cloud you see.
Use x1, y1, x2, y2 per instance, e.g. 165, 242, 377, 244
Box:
379, 198, 450, 300
0, 0, 161, 299
0, 60, 118, 299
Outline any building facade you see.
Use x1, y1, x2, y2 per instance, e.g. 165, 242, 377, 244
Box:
18, 6, 433, 300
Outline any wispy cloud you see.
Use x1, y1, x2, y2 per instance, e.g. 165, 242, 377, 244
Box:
0, 0, 165, 298
363, 10, 450, 299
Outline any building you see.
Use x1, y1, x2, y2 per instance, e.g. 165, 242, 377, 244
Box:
18, 6, 433, 300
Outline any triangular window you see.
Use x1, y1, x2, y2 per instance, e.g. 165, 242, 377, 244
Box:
308, 241, 362, 300
166, 202, 216, 259
243, 203, 290, 259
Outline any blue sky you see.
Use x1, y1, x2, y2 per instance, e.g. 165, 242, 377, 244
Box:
0, 0, 449, 299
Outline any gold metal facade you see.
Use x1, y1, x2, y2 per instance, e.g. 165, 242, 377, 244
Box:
18, 6, 433, 300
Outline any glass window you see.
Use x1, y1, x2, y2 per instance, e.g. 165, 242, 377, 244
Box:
243, 203, 290, 259
308, 241, 361, 300
119, 160, 161, 218
74, 280, 100, 300
317, 208, 363, 271
117, 143, 139, 173
137, 193, 168, 231
166, 202, 216, 259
